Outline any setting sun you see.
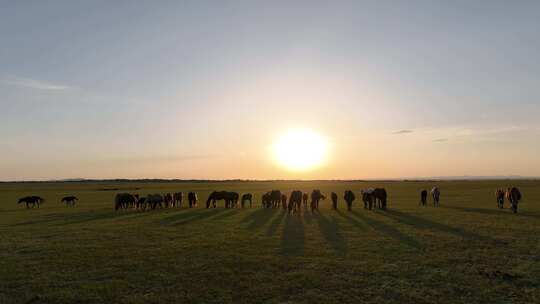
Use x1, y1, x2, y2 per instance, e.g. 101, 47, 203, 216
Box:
273, 129, 328, 171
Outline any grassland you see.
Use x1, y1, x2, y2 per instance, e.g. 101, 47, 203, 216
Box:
0, 180, 539, 303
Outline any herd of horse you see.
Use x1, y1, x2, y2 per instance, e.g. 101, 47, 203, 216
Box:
16, 186, 523, 214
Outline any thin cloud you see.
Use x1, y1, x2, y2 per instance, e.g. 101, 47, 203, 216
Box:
433, 138, 448, 142
393, 129, 413, 135
1, 75, 75, 91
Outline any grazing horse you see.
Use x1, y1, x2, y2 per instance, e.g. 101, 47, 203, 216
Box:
270, 190, 282, 208
61, 196, 78, 207
281, 194, 287, 210
241, 193, 253, 208
310, 190, 326, 212
146, 194, 164, 210
420, 190, 428, 206
431, 187, 440, 207
115, 193, 136, 211
331, 192, 338, 210
18, 196, 45, 208
505, 187, 521, 213
206, 191, 239, 208
163, 193, 173, 208
302, 193, 309, 209
344, 190, 355, 211
136, 197, 147, 210
373, 188, 388, 210
188, 192, 198, 208
361, 189, 375, 210
173, 192, 183, 208
495, 189, 505, 209
262, 192, 272, 208
288, 190, 303, 214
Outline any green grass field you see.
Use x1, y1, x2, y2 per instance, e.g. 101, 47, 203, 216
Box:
1, 180, 539, 303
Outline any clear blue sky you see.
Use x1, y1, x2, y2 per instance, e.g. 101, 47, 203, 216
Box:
1, 1, 539, 180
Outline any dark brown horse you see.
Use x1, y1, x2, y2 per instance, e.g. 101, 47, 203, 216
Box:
146, 194, 164, 210
262, 192, 272, 208
281, 194, 288, 210
188, 192, 198, 208
495, 189, 505, 209
288, 190, 303, 214
61, 196, 78, 207
331, 192, 338, 210
18, 196, 45, 208
344, 190, 355, 211
115, 193, 136, 211
302, 192, 309, 209
505, 187, 521, 213
173, 192, 183, 208
420, 190, 428, 206
373, 188, 387, 210
270, 190, 282, 208
206, 191, 239, 208
241, 193, 253, 208
163, 193, 173, 208
310, 190, 326, 212
361, 189, 375, 210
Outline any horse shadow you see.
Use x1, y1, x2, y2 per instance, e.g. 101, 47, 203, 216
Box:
443, 206, 540, 219
160, 208, 226, 226
313, 213, 347, 255
380, 209, 495, 242
241, 208, 275, 231
349, 210, 423, 250
265, 211, 286, 236
280, 214, 305, 256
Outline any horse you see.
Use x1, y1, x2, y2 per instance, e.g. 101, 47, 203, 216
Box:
136, 197, 147, 210
344, 190, 355, 211
262, 192, 272, 208
61, 196, 78, 207
163, 193, 173, 208
361, 189, 375, 210
373, 188, 387, 210
270, 190, 282, 208
288, 190, 303, 214
115, 193, 136, 211
18, 196, 45, 208
495, 189, 505, 209
206, 191, 239, 208
505, 187, 521, 213
431, 187, 440, 207
146, 194, 164, 210
281, 194, 287, 210
188, 192, 198, 208
173, 192, 183, 208
310, 190, 326, 212
420, 190, 428, 206
331, 192, 338, 210
302, 193, 309, 209
241, 193, 253, 208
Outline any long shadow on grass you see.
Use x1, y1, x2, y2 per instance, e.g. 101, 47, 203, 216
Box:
11, 209, 143, 227
280, 214, 305, 256
241, 208, 276, 231
443, 206, 540, 220
349, 210, 423, 250
160, 208, 228, 226
380, 209, 495, 242
313, 212, 347, 255
265, 211, 286, 236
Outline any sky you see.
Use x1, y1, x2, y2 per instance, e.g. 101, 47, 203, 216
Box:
1, 0, 539, 180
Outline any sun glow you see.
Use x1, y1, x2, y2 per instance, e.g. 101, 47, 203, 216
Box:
273, 129, 328, 171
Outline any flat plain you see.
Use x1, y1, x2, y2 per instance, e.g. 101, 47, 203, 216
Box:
1, 180, 539, 303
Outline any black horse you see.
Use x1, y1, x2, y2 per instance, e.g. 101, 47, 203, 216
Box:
420, 190, 428, 206
115, 193, 136, 211
344, 190, 355, 211
288, 190, 303, 214
241, 193, 253, 208
18, 196, 45, 208
206, 191, 239, 208
188, 192, 198, 208
331, 192, 338, 210
61, 196, 78, 207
